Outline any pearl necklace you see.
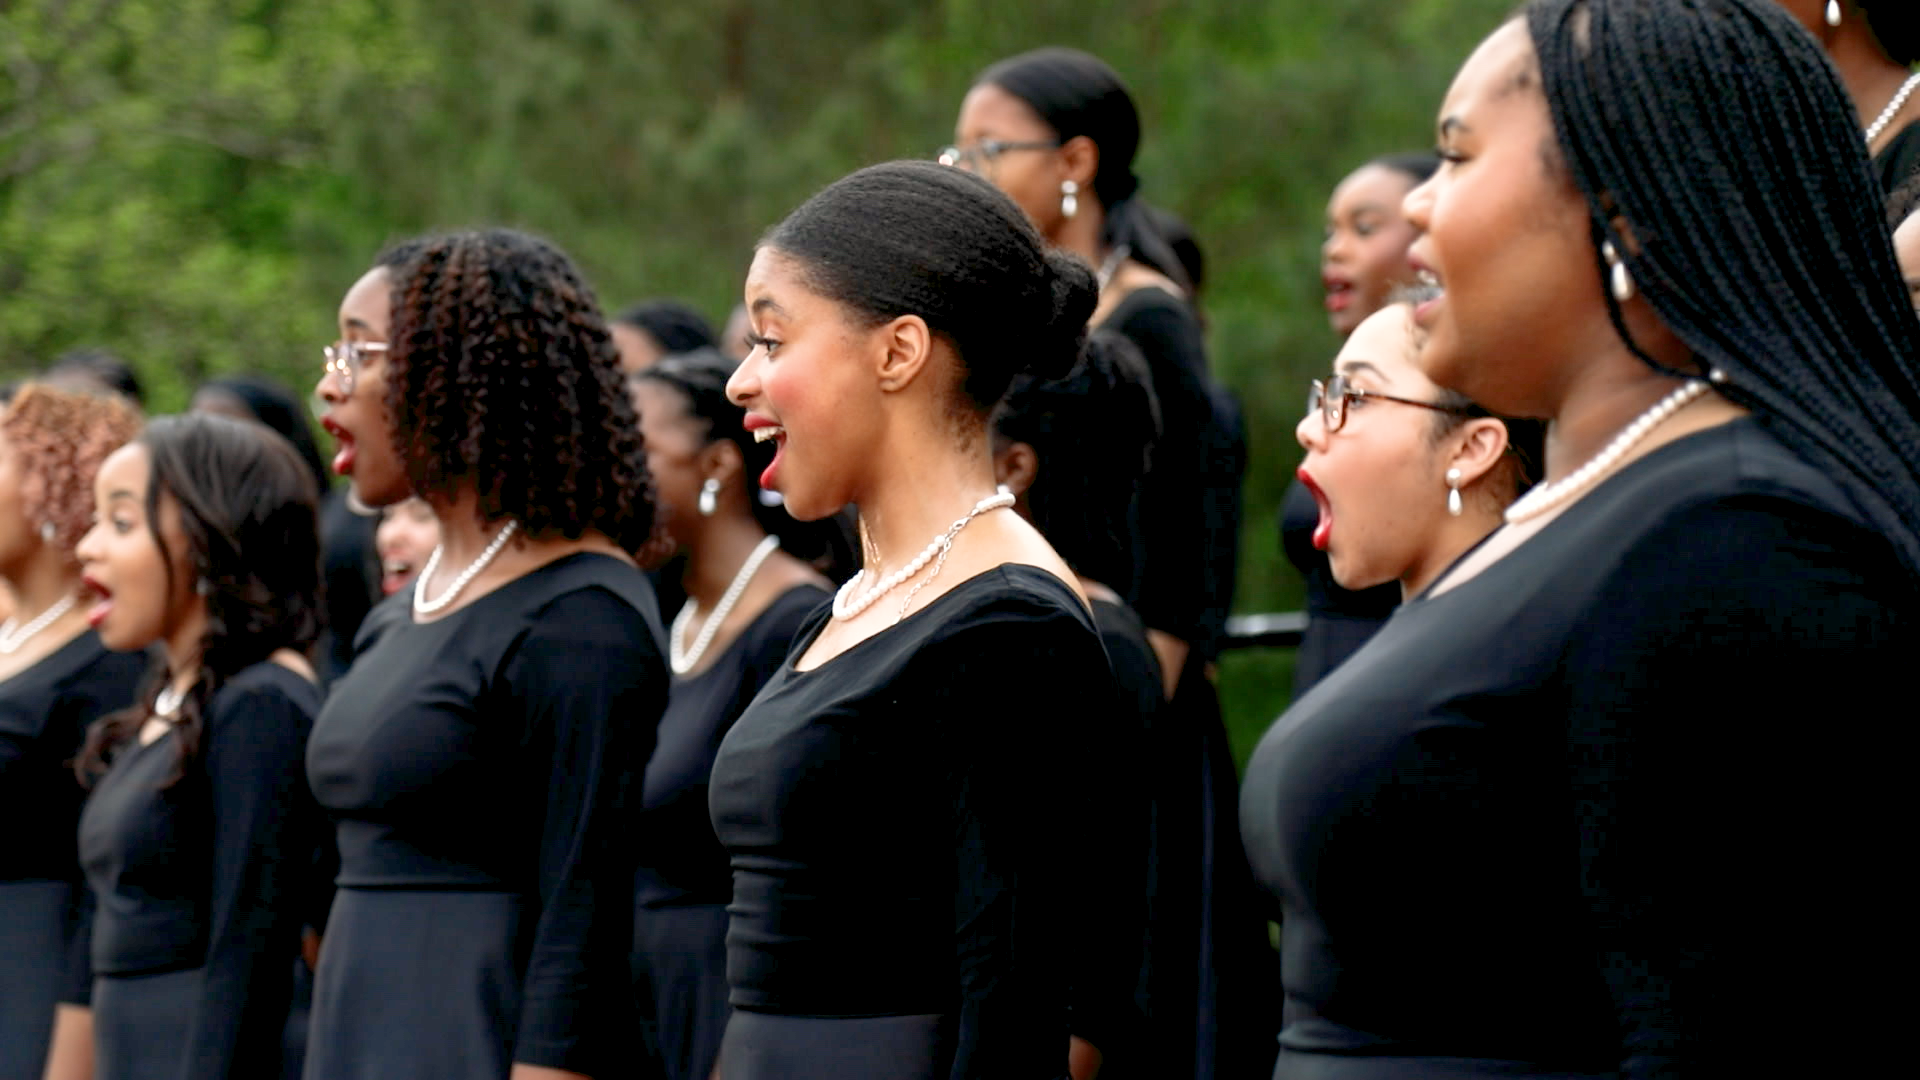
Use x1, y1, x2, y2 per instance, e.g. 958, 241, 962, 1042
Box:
671, 535, 779, 675
832, 492, 1015, 623
414, 519, 519, 617
154, 682, 190, 718
1505, 379, 1710, 524
1867, 72, 1920, 145
0, 593, 77, 653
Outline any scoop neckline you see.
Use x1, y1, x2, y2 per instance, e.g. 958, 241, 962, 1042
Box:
405, 550, 631, 626
786, 563, 1076, 677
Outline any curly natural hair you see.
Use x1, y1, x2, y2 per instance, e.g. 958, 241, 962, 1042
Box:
1, 382, 143, 553
77, 414, 322, 787
379, 229, 655, 552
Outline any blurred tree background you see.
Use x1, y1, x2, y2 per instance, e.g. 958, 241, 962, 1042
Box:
1, 0, 1515, 760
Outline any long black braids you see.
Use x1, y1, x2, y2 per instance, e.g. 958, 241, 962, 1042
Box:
1528, 0, 1920, 579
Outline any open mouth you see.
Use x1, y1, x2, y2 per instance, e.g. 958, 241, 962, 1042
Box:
320, 417, 356, 475
751, 425, 785, 443
80, 575, 113, 628
380, 559, 416, 596
1298, 467, 1333, 552
1323, 274, 1354, 313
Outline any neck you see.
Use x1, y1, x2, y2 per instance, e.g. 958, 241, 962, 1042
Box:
161, 606, 208, 693
1402, 512, 1502, 601
1, 551, 81, 620
1830, 34, 1913, 137
1544, 369, 1694, 484
683, 516, 772, 610
855, 441, 1002, 583
1052, 202, 1108, 273
428, 488, 509, 567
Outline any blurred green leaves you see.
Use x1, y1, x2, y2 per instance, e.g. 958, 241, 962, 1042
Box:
0, 0, 1514, 626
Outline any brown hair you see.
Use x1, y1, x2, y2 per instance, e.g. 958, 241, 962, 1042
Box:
1, 383, 143, 552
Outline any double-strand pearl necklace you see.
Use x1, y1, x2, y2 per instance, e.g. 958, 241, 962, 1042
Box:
1866, 72, 1920, 145
671, 535, 779, 675
0, 594, 77, 654
1505, 379, 1711, 525
832, 491, 1015, 623
414, 519, 519, 617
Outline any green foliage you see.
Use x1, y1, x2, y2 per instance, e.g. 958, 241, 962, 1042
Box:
0, 0, 1518, 760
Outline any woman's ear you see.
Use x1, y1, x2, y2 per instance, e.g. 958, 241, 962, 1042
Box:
1446, 417, 1509, 491
874, 314, 935, 394
992, 439, 1039, 498
700, 437, 745, 490
1059, 134, 1101, 193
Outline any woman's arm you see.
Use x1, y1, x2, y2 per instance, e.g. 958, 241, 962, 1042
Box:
505, 589, 665, 1075
40, 1004, 94, 1080
178, 684, 318, 1078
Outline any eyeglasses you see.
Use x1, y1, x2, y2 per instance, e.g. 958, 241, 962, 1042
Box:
322, 340, 388, 398
1308, 374, 1476, 433
936, 138, 1061, 175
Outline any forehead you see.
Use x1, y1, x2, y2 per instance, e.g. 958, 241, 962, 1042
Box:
1439, 20, 1541, 133
96, 442, 151, 493
1337, 307, 1428, 382
339, 266, 392, 328
1331, 165, 1416, 214
956, 82, 1052, 138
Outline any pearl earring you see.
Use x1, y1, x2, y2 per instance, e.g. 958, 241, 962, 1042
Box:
1446, 468, 1464, 517
1603, 241, 1635, 303
1060, 180, 1079, 220
698, 478, 721, 517
1826, 1, 1842, 28
39, 521, 57, 543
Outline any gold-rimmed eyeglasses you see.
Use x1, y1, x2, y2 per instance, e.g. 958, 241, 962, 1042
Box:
322, 340, 388, 398
1308, 374, 1475, 433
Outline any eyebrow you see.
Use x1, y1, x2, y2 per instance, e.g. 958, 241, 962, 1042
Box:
343, 317, 376, 333
749, 297, 790, 318
1438, 116, 1469, 139
1337, 359, 1391, 383
1906, 277, 1920, 296
105, 490, 138, 503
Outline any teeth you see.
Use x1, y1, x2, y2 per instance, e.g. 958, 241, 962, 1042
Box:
1417, 269, 1440, 288
753, 425, 784, 443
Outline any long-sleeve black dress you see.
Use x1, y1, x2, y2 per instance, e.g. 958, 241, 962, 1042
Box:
303, 553, 667, 1080
0, 632, 145, 1079
1103, 286, 1275, 1078
634, 583, 827, 1080
77, 660, 323, 1080
1240, 419, 1916, 1078
708, 565, 1112, 1080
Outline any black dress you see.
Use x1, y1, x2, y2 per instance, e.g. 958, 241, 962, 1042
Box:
1278, 479, 1401, 700
0, 632, 145, 1078
635, 583, 827, 1080
1240, 419, 1915, 1078
1104, 288, 1274, 1078
77, 661, 323, 1080
304, 553, 667, 1080
1874, 118, 1920, 195
708, 565, 1111, 1080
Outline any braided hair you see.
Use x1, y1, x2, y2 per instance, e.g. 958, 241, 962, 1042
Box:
992, 330, 1161, 591
1527, 0, 1920, 577
632, 348, 856, 574
1856, 2, 1920, 66
764, 160, 1096, 414
978, 47, 1195, 295
378, 229, 655, 553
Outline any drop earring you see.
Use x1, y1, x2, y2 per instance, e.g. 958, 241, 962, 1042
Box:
1603, 241, 1635, 303
698, 478, 721, 517
1826, 1, 1842, 28
1446, 468, 1464, 517
1060, 180, 1079, 219
39, 521, 57, 543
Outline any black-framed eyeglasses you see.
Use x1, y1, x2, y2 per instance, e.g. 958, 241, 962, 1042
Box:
1308, 374, 1475, 433
936, 138, 1061, 174
322, 340, 388, 398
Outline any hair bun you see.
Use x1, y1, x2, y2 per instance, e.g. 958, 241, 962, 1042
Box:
1025, 248, 1098, 382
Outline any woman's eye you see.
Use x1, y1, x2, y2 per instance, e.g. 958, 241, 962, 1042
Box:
745, 333, 781, 357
